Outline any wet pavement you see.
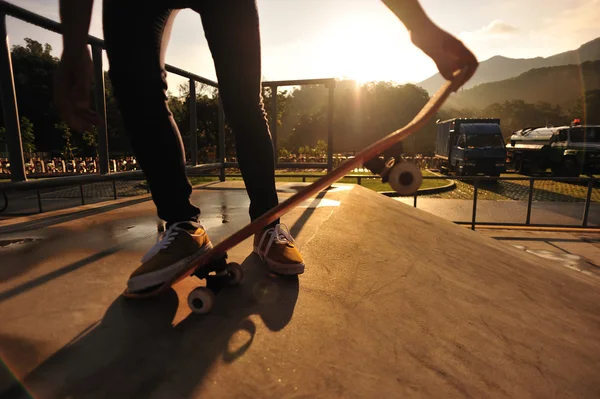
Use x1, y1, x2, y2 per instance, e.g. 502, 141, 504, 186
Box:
1, 183, 600, 398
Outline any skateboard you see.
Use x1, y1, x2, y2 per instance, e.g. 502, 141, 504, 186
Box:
122, 67, 471, 313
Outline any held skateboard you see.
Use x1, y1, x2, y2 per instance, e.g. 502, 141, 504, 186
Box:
122, 67, 472, 313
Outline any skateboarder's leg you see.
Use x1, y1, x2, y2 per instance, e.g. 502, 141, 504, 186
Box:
103, 0, 199, 227
195, 0, 304, 275
195, 0, 278, 224
103, 0, 212, 292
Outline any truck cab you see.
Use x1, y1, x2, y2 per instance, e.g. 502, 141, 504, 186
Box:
435, 118, 506, 177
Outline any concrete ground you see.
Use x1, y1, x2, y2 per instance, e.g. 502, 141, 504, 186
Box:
395, 197, 600, 227
1, 182, 600, 398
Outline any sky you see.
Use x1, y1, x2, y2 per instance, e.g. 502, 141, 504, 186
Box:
5, 0, 600, 95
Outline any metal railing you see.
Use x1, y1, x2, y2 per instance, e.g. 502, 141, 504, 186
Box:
160, 172, 598, 230
0, 0, 336, 189
412, 175, 598, 230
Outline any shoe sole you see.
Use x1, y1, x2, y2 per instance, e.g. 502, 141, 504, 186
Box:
127, 242, 213, 292
253, 247, 305, 276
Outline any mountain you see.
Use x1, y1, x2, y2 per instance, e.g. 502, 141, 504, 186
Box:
445, 60, 600, 110
419, 37, 600, 94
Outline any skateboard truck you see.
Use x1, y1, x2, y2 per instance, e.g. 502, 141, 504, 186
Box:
187, 253, 243, 314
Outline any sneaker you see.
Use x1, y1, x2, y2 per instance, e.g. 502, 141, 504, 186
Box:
253, 223, 305, 275
127, 221, 213, 292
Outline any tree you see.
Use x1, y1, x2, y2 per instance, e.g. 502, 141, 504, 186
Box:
56, 122, 77, 160
570, 90, 600, 125
7, 39, 60, 153
315, 140, 327, 157
19, 116, 36, 156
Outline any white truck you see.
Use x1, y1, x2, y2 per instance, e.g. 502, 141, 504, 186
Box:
505, 120, 600, 176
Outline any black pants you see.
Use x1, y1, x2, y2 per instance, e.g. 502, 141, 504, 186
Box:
103, 0, 279, 226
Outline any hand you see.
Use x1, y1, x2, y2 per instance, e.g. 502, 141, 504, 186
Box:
53, 48, 100, 132
410, 23, 478, 88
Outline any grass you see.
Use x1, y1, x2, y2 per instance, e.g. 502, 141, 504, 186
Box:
426, 172, 600, 202
189, 169, 451, 193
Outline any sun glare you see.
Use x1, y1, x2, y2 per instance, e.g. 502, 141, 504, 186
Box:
316, 13, 427, 85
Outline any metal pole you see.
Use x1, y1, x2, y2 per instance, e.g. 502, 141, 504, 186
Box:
270, 86, 278, 162
414, 193, 417, 208
471, 178, 479, 230
189, 78, 197, 166
37, 189, 43, 213
526, 179, 534, 225
327, 82, 335, 172
0, 13, 26, 182
91, 45, 109, 175
80, 184, 85, 205
218, 98, 225, 182
582, 179, 594, 227
113, 180, 117, 200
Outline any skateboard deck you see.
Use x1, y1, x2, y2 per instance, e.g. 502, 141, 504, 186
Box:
123, 67, 470, 303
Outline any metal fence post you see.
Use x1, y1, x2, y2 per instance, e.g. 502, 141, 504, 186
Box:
270, 85, 278, 163
189, 78, 198, 166
582, 178, 593, 227
37, 189, 43, 213
471, 178, 479, 230
218, 98, 225, 182
91, 45, 109, 175
327, 82, 335, 172
80, 184, 85, 205
0, 12, 26, 182
526, 179, 534, 225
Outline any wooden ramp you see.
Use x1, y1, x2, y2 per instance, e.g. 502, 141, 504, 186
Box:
1, 184, 599, 398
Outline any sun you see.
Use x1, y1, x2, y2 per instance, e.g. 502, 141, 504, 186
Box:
315, 13, 425, 84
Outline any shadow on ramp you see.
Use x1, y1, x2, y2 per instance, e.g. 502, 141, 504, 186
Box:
1, 255, 299, 399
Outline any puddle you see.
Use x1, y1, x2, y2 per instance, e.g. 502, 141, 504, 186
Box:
511, 244, 599, 276
525, 249, 582, 264
276, 184, 352, 194
200, 216, 231, 230
297, 199, 341, 208
0, 237, 41, 249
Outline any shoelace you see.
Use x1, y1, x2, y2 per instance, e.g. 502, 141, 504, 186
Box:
256, 223, 295, 260
140, 222, 193, 263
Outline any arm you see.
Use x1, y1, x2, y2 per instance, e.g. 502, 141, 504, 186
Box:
381, 0, 478, 86
381, 0, 431, 33
54, 0, 98, 132
59, 0, 94, 57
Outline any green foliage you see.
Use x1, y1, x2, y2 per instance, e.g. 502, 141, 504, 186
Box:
19, 116, 36, 155
570, 90, 600, 125
278, 147, 290, 159
6, 39, 59, 152
56, 121, 76, 159
281, 80, 432, 154
0, 118, 36, 156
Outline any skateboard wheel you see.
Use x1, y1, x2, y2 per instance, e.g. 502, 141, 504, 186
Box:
227, 263, 243, 285
388, 162, 422, 195
187, 287, 215, 314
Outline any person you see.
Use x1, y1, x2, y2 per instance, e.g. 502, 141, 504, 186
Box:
53, 0, 477, 293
